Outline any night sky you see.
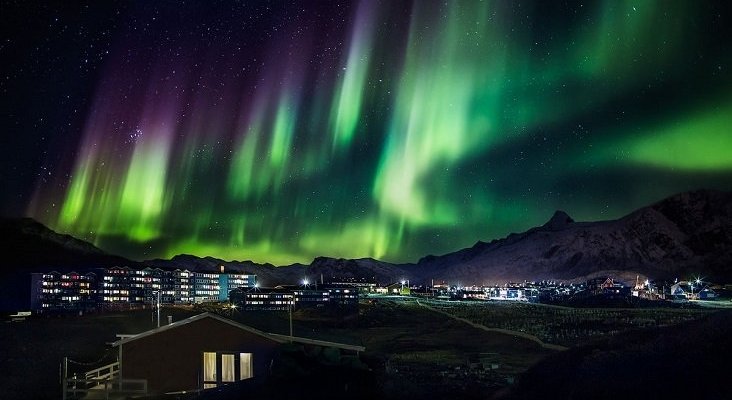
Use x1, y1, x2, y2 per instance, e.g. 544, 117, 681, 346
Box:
2, 1, 731, 265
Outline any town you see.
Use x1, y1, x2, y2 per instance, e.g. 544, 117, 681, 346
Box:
3, 265, 726, 400
30, 265, 727, 313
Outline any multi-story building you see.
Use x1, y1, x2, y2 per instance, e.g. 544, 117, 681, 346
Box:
193, 272, 221, 303
292, 288, 330, 309
30, 271, 97, 311
30, 267, 257, 311
229, 287, 295, 311
168, 269, 193, 303
99, 266, 135, 305
219, 273, 257, 301
230, 284, 358, 311
321, 285, 359, 308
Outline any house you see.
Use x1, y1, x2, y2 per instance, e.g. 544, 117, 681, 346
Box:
110, 312, 364, 395
698, 288, 717, 300
384, 282, 405, 294
670, 282, 689, 297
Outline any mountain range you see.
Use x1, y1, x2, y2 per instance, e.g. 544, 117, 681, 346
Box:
2, 189, 731, 310
414, 189, 732, 284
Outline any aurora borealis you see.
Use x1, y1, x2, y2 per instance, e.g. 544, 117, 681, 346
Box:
3, 1, 732, 265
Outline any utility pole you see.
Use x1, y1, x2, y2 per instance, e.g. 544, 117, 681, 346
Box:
157, 290, 161, 328
152, 291, 161, 328
288, 300, 293, 340
61, 356, 68, 400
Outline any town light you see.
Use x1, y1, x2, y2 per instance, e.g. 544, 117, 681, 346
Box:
302, 279, 309, 286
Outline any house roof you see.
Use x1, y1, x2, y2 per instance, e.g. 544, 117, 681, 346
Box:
112, 312, 365, 352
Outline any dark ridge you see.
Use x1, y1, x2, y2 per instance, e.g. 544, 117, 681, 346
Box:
542, 210, 574, 231
0, 217, 137, 311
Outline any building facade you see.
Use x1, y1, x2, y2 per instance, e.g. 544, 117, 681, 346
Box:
30, 267, 257, 311
230, 284, 359, 311
30, 271, 97, 311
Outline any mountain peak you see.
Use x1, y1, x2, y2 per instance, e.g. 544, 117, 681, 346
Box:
543, 210, 574, 231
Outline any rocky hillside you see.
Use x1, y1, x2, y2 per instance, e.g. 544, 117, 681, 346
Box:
414, 189, 732, 284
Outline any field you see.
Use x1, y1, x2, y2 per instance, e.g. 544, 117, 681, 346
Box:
0, 298, 719, 399
221, 298, 551, 398
419, 299, 714, 347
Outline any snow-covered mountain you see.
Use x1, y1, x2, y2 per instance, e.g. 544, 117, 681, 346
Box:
413, 189, 732, 284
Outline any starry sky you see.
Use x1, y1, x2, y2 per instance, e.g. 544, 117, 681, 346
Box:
2, 1, 731, 265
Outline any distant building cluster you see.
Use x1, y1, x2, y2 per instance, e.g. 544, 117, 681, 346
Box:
414, 280, 588, 302
229, 284, 359, 311
30, 267, 256, 312
30, 267, 362, 313
31, 266, 719, 313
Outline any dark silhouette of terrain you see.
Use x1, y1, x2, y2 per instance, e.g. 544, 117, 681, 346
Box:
0, 217, 138, 310
503, 309, 732, 400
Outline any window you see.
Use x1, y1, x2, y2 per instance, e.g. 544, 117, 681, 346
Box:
240, 353, 252, 380
203, 352, 217, 389
202, 351, 253, 389
221, 354, 235, 382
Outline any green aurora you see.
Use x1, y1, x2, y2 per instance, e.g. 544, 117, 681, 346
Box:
22, 0, 732, 265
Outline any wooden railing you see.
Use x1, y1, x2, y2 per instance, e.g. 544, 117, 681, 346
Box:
62, 361, 147, 399
84, 361, 119, 381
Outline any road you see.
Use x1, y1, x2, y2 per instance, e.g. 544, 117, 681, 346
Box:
415, 298, 568, 351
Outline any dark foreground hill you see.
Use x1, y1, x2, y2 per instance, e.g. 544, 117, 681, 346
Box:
0, 217, 135, 271
503, 309, 732, 400
415, 189, 732, 284
0, 217, 137, 311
